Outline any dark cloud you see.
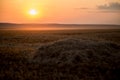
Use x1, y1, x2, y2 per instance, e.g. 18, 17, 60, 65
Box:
77, 8, 88, 9
98, 2, 120, 11
74, 8, 89, 10
74, 2, 120, 13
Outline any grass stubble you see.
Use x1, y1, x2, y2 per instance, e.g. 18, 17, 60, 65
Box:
0, 29, 120, 80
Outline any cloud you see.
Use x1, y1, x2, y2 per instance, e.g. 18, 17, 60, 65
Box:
75, 8, 89, 10
98, 2, 120, 11
74, 2, 120, 13
74, 8, 89, 10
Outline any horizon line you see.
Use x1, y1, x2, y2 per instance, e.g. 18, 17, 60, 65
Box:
0, 22, 120, 26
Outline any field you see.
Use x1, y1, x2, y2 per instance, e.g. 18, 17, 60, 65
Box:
0, 29, 120, 80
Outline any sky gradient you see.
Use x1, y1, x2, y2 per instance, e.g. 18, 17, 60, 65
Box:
0, 0, 120, 24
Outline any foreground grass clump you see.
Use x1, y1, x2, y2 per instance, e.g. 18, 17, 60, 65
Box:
34, 39, 120, 64
0, 38, 120, 80
33, 39, 120, 80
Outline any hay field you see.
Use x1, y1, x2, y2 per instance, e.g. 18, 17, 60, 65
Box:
0, 29, 120, 80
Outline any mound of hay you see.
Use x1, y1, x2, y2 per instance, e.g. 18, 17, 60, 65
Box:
33, 39, 120, 65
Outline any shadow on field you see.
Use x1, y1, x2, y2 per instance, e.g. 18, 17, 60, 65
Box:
0, 38, 120, 80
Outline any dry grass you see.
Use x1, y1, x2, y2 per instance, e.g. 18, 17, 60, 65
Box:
34, 38, 120, 64
0, 29, 120, 80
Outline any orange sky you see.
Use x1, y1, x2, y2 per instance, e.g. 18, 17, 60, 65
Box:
0, 0, 120, 24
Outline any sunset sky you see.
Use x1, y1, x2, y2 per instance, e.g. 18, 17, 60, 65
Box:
0, 0, 120, 24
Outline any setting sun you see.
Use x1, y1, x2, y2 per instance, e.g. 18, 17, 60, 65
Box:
29, 9, 37, 15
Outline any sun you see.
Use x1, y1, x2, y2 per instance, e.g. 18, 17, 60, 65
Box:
29, 9, 37, 15
26, 8, 43, 18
